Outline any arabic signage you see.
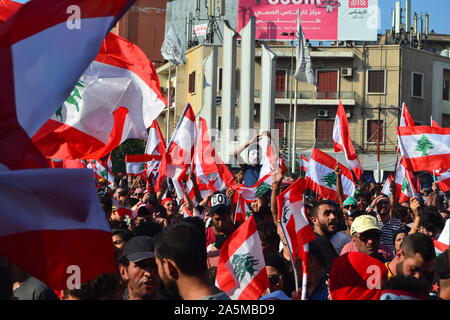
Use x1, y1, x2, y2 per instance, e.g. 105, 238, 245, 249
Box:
237, 0, 379, 41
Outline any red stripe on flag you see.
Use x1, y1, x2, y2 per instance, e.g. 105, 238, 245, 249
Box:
305, 178, 339, 202
0, 0, 135, 47
433, 239, 449, 253
397, 126, 450, 136
0, 229, 116, 290
401, 154, 450, 173
236, 269, 269, 300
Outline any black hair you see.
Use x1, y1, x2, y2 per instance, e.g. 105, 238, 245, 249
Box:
421, 207, 445, 235
98, 193, 112, 214
112, 229, 134, 242
123, 197, 139, 208
132, 220, 163, 238
400, 233, 436, 262
392, 225, 411, 248
137, 205, 151, 218
182, 216, 206, 234
256, 220, 279, 248
109, 219, 129, 231
63, 273, 123, 300
309, 200, 338, 218
381, 275, 430, 297
154, 222, 207, 276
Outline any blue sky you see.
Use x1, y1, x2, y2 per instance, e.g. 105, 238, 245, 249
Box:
12, 0, 450, 34
379, 0, 450, 34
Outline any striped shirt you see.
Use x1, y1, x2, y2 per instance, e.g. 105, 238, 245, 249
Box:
379, 217, 403, 252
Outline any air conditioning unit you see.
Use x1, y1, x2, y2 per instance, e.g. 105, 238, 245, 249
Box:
318, 109, 329, 118
341, 68, 353, 77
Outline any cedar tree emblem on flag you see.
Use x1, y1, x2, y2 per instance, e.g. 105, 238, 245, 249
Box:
55, 80, 85, 121
321, 172, 337, 188
255, 182, 271, 197
415, 135, 434, 156
231, 253, 259, 282
401, 179, 409, 192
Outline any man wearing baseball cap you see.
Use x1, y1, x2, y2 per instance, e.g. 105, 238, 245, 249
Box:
205, 193, 235, 248
119, 236, 161, 300
349, 215, 385, 262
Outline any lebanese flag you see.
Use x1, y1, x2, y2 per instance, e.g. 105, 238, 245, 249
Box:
125, 154, 153, 176
393, 162, 416, 203
91, 159, 115, 185
431, 116, 441, 128
437, 169, 450, 192
216, 216, 269, 300
400, 103, 415, 127
144, 120, 166, 186
0, 168, 116, 290
397, 126, 450, 172
0, 0, 21, 22
194, 117, 235, 193
277, 177, 315, 259
300, 155, 309, 173
305, 148, 356, 202
434, 219, 449, 255
232, 174, 273, 202
258, 135, 286, 185
157, 104, 196, 198
333, 101, 363, 179
32, 31, 166, 160
234, 193, 253, 224
0, 0, 137, 170
381, 174, 393, 196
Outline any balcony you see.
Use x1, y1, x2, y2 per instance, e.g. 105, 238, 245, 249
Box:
254, 90, 356, 105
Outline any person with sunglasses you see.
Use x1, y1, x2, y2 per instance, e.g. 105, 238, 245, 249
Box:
340, 215, 394, 263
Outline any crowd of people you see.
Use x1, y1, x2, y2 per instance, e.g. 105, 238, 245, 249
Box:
0, 135, 449, 301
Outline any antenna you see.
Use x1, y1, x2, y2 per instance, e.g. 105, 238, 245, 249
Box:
392, 8, 396, 30
425, 13, 430, 35
405, 0, 411, 32
413, 12, 418, 34
395, 1, 402, 34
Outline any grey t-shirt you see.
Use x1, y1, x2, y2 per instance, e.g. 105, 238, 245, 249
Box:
199, 291, 230, 300
13, 277, 58, 300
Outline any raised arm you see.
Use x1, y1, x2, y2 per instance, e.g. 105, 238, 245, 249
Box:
335, 164, 344, 209
270, 166, 284, 226
233, 133, 261, 169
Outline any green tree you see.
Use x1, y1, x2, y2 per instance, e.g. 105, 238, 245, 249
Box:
321, 172, 336, 188
415, 135, 434, 156
231, 253, 259, 282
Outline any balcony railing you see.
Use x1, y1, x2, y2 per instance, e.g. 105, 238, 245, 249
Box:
253, 90, 355, 100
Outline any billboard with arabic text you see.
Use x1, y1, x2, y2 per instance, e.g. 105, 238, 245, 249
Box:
237, 0, 379, 41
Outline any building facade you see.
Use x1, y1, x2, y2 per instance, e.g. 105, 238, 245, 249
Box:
156, 43, 450, 177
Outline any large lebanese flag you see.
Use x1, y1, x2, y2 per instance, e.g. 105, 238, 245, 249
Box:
0, 168, 116, 290
306, 148, 356, 202
400, 103, 415, 127
125, 154, 152, 176
216, 216, 269, 300
157, 104, 196, 198
397, 126, 450, 172
194, 117, 235, 193
32, 31, 166, 160
0, 0, 21, 22
277, 177, 315, 259
0, 0, 137, 170
333, 101, 363, 179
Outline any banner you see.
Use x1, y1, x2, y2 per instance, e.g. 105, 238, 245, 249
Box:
237, 0, 379, 41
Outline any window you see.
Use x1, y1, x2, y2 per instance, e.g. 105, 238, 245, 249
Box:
275, 119, 286, 140
317, 70, 338, 99
443, 80, 449, 101
412, 72, 423, 98
188, 71, 196, 93
315, 119, 334, 148
275, 70, 287, 92
218, 68, 223, 91
368, 70, 385, 93
367, 120, 384, 143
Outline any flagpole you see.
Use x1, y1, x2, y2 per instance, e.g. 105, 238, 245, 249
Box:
278, 220, 299, 293
301, 243, 309, 300
166, 62, 172, 141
